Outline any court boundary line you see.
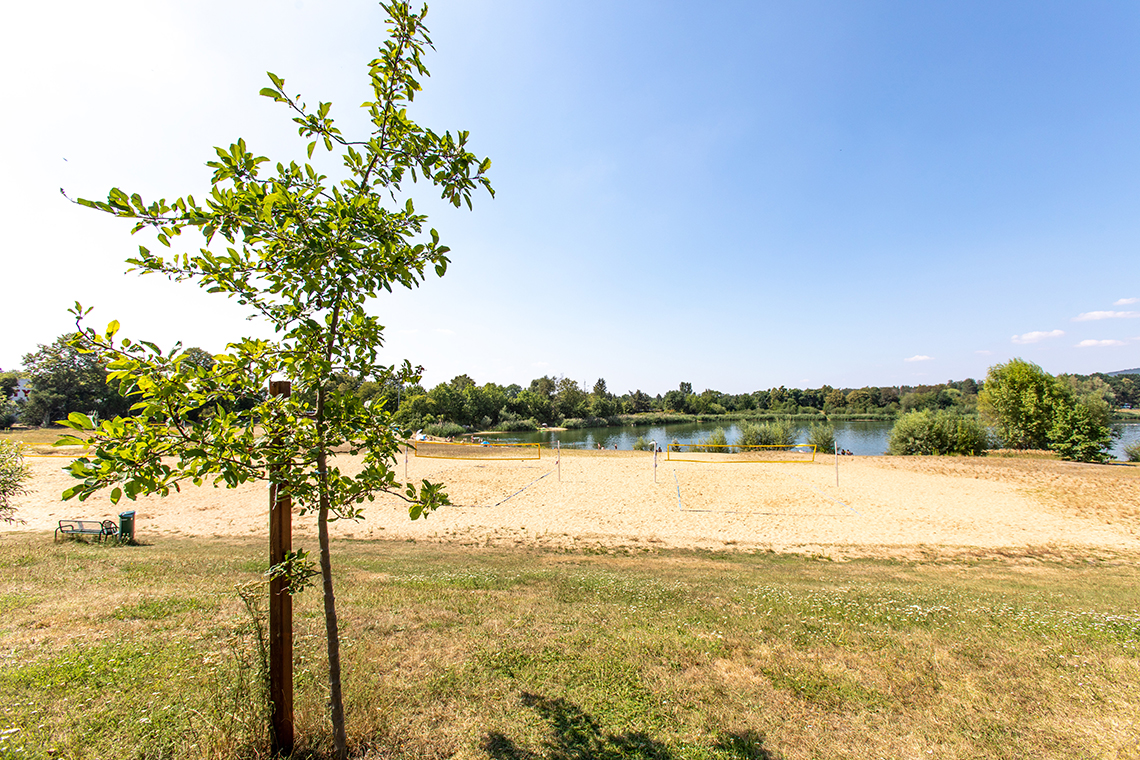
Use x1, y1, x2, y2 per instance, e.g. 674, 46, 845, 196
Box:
671, 466, 856, 516
448, 468, 554, 509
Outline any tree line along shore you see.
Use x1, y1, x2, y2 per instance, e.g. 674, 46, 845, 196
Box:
2, 332, 1139, 463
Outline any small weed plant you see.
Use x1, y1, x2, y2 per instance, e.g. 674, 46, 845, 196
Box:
697, 427, 729, 453
807, 422, 836, 454
1124, 440, 1140, 463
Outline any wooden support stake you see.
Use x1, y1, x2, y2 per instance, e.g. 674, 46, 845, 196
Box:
268, 380, 294, 757
835, 441, 839, 488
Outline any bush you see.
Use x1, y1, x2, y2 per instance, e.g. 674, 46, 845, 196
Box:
737, 421, 761, 449
424, 422, 466, 438
888, 410, 988, 456
1124, 440, 1140, 463
807, 423, 836, 454
619, 413, 690, 426
0, 402, 20, 428
0, 439, 29, 523
496, 418, 538, 432
632, 436, 652, 451
561, 417, 609, 430
697, 427, 729, 452
740, 419, 797, 450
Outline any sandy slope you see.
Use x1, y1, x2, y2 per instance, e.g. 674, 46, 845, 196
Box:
8, 449, 1140, 559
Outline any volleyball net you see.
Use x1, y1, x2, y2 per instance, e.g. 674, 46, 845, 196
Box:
665, 443, 816, 463
408, 439, 542, 461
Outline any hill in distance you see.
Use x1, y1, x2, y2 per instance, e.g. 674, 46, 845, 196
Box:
1107, 368, 1140, 376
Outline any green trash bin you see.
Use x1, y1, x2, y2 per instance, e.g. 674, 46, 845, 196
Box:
118, 510, 136, 544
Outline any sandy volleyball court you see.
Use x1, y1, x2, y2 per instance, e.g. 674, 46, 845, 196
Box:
8, 449, 1140, 559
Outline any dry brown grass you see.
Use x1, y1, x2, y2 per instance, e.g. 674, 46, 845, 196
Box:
873, 454, 1140, 534
0, 425, 89, 455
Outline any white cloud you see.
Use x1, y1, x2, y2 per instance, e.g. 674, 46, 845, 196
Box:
1011, 330, 1064, 344
1073, 310, 1140, 321
1114, 298, 1138, 306
975, 349, 993, 355
904, 355, 933, 362
1076, 339, 1125, 348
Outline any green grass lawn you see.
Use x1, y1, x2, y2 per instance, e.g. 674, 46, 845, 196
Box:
1, 535, 1138, 759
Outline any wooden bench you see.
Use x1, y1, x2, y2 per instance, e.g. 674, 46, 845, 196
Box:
55, 519, 119, 542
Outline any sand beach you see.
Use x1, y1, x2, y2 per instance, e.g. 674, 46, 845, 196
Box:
9, 449, 1140, 560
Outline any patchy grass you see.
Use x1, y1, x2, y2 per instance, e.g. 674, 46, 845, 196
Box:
986, 448, 1060, 460
1, 535, 1139, 758
0, 425, 90, 455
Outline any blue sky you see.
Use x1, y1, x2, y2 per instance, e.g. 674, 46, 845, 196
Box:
3, 0, 1138, 395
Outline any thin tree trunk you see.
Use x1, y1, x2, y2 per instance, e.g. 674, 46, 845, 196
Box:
317, 480, 347, 759
316, 296, 347, 759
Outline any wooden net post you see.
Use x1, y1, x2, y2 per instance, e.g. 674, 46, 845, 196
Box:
268, 380, 294, 756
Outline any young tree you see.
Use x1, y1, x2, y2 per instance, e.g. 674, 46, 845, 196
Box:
59, 4, 492, 756
0, 440, 29, 524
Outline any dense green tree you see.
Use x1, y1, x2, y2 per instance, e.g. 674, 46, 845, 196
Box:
462, 383, 497, 427
800, 388, 824, 410
978, 359, 1068, 449
845, 388, 873, 413
21, 333, 130, 427
663, 389, 688, 413
510, 389, 553, 424
823, 388, 846, 413
395, 391, 434, 428
427, 382, 464, 424
179, 347, 216, 372
1048, 402, 1116, 463
553, 377, 587, 420
588, 395, 616, 418
448, 373, 475, 391
627, 389, 652, 414
529, 375, 556, 399
59, 4, 492, 756
0, 370, 19, 401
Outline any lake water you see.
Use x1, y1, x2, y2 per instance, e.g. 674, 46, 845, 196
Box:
487, 419, 1140, 460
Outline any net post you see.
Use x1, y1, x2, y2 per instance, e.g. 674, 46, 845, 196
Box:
652, 440, 658, 483
267, 379, 294, 757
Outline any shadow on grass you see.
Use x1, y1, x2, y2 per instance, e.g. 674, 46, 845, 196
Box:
481, 692, 779, 759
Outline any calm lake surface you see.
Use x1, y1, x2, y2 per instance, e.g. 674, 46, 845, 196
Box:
487, 420, 1140, 459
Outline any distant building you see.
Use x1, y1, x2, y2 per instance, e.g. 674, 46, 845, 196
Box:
10, 378, 30, 403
